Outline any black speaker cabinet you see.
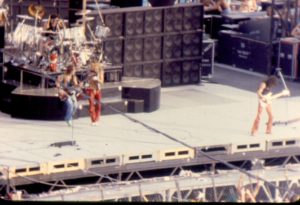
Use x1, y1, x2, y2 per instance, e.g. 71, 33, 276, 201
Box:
231, 36, 272, 75
182, 60, 201, 84
124, 38, 143, 63
103, 39, 123, 64
127, 99, 144, 113
123, 65, 143, 77
182, 32, 202, 57
143, 36, 162, 61
10, 93, 65, 120
279, 37, 300, 79
162, 61, 182, 86
217, 30, 238, 65
183, 6, 203, 31
111, 0, 143, 8
163, 34, 182, 59
69, 0, 83, 9
164, 7, 183, 33
144, 9, 162, 34
104, 13, 124, 37
125, 11, 144, 36
143, 63, 161, 78
122, 85, 160, 112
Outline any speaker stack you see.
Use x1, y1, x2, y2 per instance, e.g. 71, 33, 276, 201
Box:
95, 3, 204, 87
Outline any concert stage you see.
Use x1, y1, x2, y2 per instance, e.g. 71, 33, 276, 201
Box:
0, 62, 161, 120
0, 65, 300, 193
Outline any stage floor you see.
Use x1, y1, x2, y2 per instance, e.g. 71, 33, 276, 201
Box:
0, 65, 300, 168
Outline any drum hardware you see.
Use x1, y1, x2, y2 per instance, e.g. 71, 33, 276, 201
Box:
17, 14, 34, 20
76, 16, 95, 23
28, 4, 46, 65
86, 23, 98, 42
62, 26, 86, 48
92, 0, 108, 62
75, 9, 92, 16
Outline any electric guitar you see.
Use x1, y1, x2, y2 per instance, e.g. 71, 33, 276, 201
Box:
259, 89, 290, 108
57, 84, 84, 101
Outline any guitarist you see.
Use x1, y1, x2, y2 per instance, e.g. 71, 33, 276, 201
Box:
55, 65, 82, 126
251, 75, 290, 136
85, 62, 104, 126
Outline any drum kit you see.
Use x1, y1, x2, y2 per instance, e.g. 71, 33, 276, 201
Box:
9, 0, 111, 71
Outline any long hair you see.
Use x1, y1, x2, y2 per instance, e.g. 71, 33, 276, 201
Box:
46, 14, 58, 30
90, 62, 104, 84
66, 64, 75, 75
88, 63, 103, 90
264, 75, 277, 88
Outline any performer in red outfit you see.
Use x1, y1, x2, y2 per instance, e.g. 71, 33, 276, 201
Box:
85, 62, 104, 126
250, 76, 290, 136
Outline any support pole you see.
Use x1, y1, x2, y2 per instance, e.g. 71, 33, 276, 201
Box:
268, 0, 275, 75
82, 0, 87, 33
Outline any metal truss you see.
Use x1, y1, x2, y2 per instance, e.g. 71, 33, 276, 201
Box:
13, 164, 300, 202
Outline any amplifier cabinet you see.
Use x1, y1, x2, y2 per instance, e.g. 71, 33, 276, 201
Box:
217, 30, 241, 66
232, 36, 272, 75
217, 31, 272, 74
279, 37, 300, 80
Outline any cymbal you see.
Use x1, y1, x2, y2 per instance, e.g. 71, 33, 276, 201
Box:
75, 9, 92, 16
41, 18, 68, 23
76, 16, 95, 23
17, 14, 34, 20
28, 4, 45, 19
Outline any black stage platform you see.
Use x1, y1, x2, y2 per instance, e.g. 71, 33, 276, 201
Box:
0, 62, 161, 120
